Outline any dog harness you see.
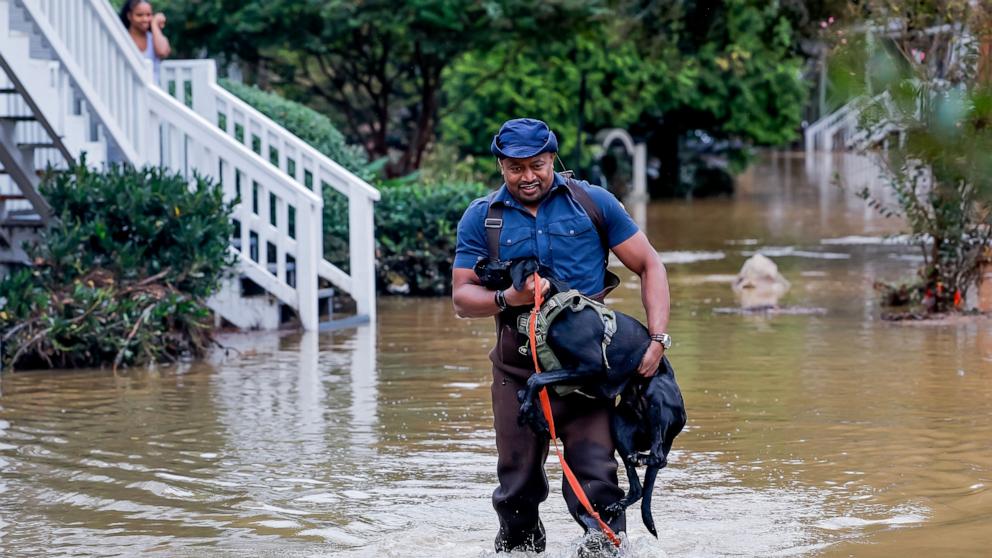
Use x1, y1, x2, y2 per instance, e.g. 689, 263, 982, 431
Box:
515, 289, 617, 395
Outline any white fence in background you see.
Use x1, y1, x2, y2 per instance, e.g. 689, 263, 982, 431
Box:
805, 92, 903, 155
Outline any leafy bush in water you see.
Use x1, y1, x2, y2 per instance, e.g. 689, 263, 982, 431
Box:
324, 178, 490, 295
0, 164, 236, 370
377, 179, 491, 295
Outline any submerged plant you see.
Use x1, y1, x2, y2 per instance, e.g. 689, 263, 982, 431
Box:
832, 1, 992, 314
0, 164, 236, 370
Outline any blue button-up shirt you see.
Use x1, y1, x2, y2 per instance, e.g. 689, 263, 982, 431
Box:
454, 173, 639, 295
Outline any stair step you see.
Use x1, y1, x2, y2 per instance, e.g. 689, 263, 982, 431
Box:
0, 218, 44, 227
6, 208, 40, 216
0, 115, 35, 122
0, 194, 27, 201
0, 88, 18, 94
17, 142, 56, 149
0, 168, 45, 176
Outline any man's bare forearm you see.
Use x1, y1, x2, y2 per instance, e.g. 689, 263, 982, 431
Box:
641, 257, 671, 334
453, 283, 501, 318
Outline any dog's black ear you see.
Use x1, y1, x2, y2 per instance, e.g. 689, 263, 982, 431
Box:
510, 259, 528, 291
510, 258, 541, 291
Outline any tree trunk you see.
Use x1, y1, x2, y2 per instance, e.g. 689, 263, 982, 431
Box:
980, 34, 992, 88
978, 4, 992, 88
649, 116, 681, 198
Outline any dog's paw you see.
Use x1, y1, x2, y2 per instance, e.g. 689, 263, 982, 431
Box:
604, 501, 628, 517
517, 401, 534, 426
533, 414, 551, 439
641, 454, 667, 469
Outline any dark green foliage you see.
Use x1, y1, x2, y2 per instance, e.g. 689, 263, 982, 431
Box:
441, 0, 806, 195
375, 179, 490, 295
157, 0, 604, 176
219, 78, 374, 180
0, 165, 236, 369
323, 178, 490, 296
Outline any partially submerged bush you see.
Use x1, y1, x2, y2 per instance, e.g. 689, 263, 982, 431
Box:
0, 164, 236, 370
831, 2, 992, 314
374, 179, 490, 295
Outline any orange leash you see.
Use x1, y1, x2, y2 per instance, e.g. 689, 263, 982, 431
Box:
528, 272, 622, 548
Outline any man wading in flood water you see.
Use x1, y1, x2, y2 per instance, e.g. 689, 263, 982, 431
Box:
452, 118, 672, 554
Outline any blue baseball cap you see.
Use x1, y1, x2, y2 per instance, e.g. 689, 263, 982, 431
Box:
490, 118, 559, 159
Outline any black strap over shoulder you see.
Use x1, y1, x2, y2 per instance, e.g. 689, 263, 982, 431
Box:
563, 178, 609, 257
485, 190, 504, 259
484, 176, 608, 261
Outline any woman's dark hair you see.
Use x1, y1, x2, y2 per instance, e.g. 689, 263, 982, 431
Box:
118, 0, 151, 29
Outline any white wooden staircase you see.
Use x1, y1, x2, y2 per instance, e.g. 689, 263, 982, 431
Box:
0, 0, 379, 330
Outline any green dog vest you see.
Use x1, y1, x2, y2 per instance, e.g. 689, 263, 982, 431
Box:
516, 289, 618, 396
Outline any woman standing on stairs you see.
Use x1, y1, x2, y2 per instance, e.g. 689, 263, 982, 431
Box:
119, 0, 171, 83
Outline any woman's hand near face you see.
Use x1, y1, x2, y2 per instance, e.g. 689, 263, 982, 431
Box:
153, 12, 166, 29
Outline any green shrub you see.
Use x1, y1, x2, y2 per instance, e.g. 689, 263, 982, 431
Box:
0, 164, 236, 370
322, 178, 490, 295
219, 78, 373, 179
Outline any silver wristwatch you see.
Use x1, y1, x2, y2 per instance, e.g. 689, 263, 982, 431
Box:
649, 333, 672, 350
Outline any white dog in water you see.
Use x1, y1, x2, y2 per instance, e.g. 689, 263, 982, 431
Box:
732, 254, 790, 309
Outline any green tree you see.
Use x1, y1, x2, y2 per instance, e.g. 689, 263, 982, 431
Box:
441, 0, 806, 196
440, 26, 670, 170
158, 0, 605, 176
617, 0, 806, 195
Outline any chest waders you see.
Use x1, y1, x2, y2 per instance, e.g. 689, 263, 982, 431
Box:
486, 177, 627, 550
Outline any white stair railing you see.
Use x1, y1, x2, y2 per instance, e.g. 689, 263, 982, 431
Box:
15, 0, 379, 329
147, 86, 323, 329
159, 60, 379, 322
804, 92, 896, 154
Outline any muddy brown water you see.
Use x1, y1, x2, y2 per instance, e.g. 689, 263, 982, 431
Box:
1, 153, 990, 557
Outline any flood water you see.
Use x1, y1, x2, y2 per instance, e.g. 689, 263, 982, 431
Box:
1, 152, 990, 557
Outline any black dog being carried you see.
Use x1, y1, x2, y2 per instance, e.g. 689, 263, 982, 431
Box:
475, 256, 687, 537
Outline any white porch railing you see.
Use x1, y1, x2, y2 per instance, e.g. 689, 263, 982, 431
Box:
805, 92, 898, 154
13, 0, 379, 328
159, 60, 379, 321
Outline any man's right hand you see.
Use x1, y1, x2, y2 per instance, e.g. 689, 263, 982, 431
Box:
504, 276, 550, 307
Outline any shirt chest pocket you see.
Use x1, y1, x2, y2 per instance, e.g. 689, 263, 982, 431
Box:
498, 226, 535, 260
549, 216, 601, 266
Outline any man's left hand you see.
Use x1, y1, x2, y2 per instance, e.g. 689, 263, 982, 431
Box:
637, 341, 664, 377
